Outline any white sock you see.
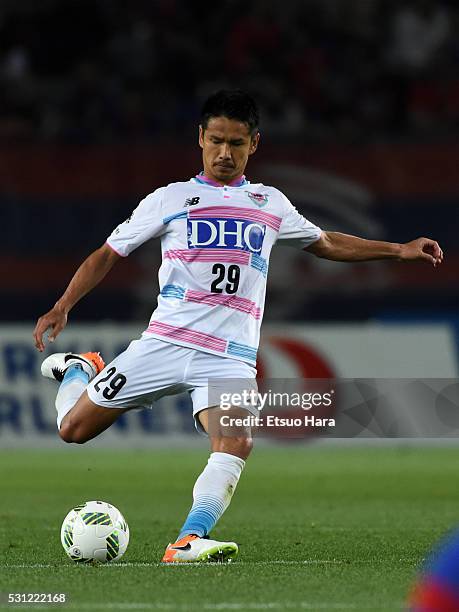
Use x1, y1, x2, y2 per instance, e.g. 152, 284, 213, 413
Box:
178, 451, 245, 539
55, 365, 89, 429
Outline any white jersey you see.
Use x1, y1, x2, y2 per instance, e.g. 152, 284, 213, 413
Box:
106, 174, 321, 365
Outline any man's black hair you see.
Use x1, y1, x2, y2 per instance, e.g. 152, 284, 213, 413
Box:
200, 90, 259, 136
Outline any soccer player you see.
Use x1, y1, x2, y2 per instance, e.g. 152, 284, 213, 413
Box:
33, 90, 443, 563
409, 528, 459, 610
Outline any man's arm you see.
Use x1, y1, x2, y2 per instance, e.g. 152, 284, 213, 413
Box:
33, 243, 121, 351
305, 231, 444, 266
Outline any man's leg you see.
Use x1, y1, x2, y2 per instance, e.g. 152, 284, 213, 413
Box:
59, 390, 128, 444
162, 406, 252, 562
42, 352, 128, 444
176, 407, 252, 538
47, 339, 198, 445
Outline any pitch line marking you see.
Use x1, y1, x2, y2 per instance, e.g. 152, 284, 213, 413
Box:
4, 602, 398, 610
1, 558, 419, 569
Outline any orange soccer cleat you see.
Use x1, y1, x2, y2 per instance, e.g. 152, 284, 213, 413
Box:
162, 534, 238, 563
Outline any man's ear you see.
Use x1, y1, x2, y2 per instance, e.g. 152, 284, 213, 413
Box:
249, 132, 260, 156
199, 125, 204, 149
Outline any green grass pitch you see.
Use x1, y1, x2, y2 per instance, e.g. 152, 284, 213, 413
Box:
1, 445, 458, 611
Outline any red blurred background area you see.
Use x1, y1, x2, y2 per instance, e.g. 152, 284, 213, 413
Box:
1, 143, 457, 325
0, 0, 457, 329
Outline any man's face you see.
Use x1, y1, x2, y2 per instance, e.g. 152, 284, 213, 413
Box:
199, 116, 259, 184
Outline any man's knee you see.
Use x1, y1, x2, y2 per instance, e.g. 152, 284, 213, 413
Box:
58, 421, 90, 444
211, 434, 253, 459
236, 435, 253, 457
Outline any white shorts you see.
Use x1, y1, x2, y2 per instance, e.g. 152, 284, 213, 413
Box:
86, 336, 258, 433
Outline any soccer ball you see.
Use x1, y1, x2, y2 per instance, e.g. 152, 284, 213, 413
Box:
61, 500, 129, 563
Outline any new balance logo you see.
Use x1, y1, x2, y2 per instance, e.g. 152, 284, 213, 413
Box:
184, 196, 200, 208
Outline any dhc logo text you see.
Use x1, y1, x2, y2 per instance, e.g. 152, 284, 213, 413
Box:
187, 218, 266, 253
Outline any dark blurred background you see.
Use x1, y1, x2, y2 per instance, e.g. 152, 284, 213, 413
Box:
1, 0, 457, 329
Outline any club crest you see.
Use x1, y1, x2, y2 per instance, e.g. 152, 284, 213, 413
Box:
246, 191, 269, 207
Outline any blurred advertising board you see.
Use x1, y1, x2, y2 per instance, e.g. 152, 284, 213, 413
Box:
0, 324, 457, 447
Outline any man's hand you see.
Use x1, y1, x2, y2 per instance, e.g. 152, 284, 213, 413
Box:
399, 238, 444, 266
33, 305, 68, 352
32, 244, 121, 352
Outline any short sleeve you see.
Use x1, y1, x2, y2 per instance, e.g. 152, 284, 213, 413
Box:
277, 193, 322, 249
106, 187, 167, 257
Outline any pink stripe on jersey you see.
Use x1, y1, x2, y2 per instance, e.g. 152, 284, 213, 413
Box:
185, 290, 261, 319
189, 207, 282, 232
146, 321, 227, 352
164, 248, 250, 265
105, 240, 126, 258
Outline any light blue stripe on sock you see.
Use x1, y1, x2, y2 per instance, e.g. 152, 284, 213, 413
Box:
178, 496, 226, 539
61, 364, 89, 386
